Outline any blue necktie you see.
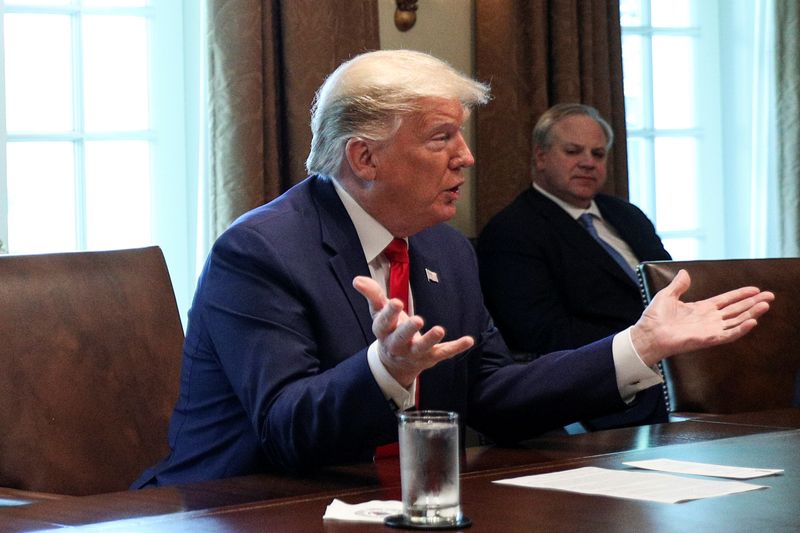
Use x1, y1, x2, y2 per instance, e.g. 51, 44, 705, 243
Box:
578, 213, 638, 283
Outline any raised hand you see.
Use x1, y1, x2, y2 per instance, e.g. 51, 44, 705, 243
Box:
630, 269, 775, 366
352, 276, 474, 387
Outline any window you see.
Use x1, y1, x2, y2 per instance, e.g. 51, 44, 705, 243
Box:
621, 0, 778, 260
0, 0, 203, 324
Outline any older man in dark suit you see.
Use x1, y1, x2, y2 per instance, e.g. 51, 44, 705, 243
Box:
134, 53, 772, 488
478, 103, 672, 430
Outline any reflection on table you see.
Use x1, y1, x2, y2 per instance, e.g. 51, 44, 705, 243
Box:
1, 408, 798, 532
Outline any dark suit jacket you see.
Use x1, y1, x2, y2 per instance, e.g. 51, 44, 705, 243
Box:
477, 187, 672, 429
134, 177, 631, 488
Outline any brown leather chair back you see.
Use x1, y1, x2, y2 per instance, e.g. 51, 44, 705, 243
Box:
638, 258, 800, 414
0, 246, 183, 495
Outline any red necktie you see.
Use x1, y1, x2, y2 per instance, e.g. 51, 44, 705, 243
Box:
375, 238, 418, 461
384, 238, 419, 405
383, 238, 410, 312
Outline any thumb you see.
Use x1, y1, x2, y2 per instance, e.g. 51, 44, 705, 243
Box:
352, 275, 388, 314
661, 269, 691, 299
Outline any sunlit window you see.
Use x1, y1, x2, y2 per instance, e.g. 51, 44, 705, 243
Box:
3, 1, 152, 253
0, 0, 202, 324
621, 0, 777, 260
621, 0, 720, 260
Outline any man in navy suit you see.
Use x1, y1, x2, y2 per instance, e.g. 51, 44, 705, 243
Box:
133, 51, 773, 488
478, 104, 671, 430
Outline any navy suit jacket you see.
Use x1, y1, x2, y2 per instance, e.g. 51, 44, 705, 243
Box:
477, 187, 672, 429
134, 177, 630, 488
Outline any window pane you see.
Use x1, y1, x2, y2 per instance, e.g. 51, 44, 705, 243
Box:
620, 0, 644, 26
83, 15, 150, 132
7, 142, 76, 253
84, 141, 151, 249
662, 237, 699, 260
82, 0, 149, 6
5, 0, 72, 6
4, 14, 73, 132
652, 36, 695, 129
622, 34, 645, 130
654, 137, 697, 231
651, 0, 693, 27
626, 137, 652, 212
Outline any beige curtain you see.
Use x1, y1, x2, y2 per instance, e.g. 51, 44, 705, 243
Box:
776, 1, 800, 256
206, 0, 379, 238
474, 0, 627, 231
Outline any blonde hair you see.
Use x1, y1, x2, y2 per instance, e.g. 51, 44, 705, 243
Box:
306, 49, 490, 178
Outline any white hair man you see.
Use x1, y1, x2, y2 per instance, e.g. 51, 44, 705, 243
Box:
134, 50, 773, 487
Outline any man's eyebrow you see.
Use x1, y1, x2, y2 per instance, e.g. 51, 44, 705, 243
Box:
425, 116, 460, 129
560, 141, 606, 151
419, 119, 459, 136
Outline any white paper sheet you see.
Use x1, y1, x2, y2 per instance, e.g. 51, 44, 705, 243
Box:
623, 458, 783, 479
322, 498, 403, 523
493, 466, 768, 504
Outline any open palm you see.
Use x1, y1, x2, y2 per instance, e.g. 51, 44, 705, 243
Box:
631, 269, 774, 366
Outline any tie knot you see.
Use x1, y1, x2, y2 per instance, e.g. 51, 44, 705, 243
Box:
578, 213, 595, 228
578, 213, 599, 235
384, 238, 409, 264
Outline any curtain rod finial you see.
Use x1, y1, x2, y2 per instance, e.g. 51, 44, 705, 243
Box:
395, 0, 418, 32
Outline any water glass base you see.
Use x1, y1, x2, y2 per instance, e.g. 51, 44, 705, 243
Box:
384, 514, 472, 530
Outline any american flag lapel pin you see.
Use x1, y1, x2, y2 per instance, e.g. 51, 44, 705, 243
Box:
425, 268, 439, 283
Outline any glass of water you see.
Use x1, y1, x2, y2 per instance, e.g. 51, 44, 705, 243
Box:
385, 410, 470, 529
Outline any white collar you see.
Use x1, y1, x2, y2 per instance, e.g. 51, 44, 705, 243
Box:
332, 179, 399, 263
532, 182, 602, 221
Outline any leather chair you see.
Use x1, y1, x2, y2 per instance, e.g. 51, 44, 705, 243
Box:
638, 258, 800, 414
0, 246, 183, 496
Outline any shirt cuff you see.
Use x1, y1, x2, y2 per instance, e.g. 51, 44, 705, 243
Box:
367, 340, 417, 411
612, 327, 664, 403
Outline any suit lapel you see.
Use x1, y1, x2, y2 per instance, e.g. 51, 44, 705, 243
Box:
310, 178, 375, 342
406, 234, 456, 408
528, 189, 636, 287
597, 196, 641, 257
407, 237, 442, 321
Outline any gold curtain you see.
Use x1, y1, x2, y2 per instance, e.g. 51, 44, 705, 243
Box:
474, 0, 627, 231
206, 0, 379, 238
776, 1, 800, 256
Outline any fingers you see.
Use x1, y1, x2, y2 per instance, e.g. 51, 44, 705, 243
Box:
718, 292, 774, 321
353, 275, 389, 315
715, 318, 759, 344
706, 285, 765, 310
371, 298, 414, 339
722, 300, 771, 330
383, 309, 423, 343
411, 327, 474, 359
430, 335, 476, 359
353, 275, 475, 380
383, 321, 473, 362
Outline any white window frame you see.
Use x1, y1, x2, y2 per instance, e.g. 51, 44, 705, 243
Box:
0, 0, 201, 324
622, 0, 726, 260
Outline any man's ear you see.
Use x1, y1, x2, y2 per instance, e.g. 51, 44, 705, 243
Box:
345, 137, 378, 181
533, 145, 547, 172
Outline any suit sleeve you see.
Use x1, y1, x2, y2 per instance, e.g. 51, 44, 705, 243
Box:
194, 224, 397, 473
466, 321, 627, 441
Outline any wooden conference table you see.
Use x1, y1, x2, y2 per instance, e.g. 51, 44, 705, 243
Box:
1, 408, 799, 532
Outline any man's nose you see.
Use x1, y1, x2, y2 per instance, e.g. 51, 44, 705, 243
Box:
577, 152, 595, 167
451, 134, 475, 168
